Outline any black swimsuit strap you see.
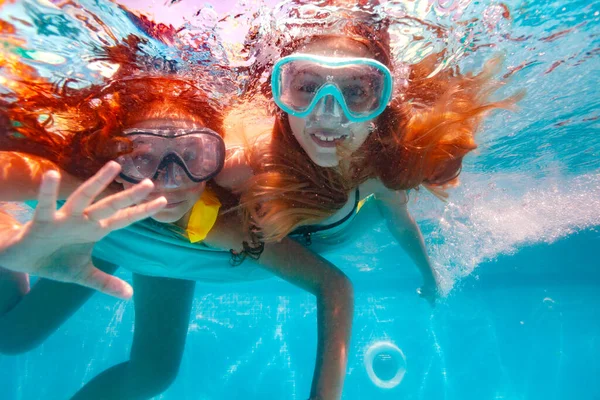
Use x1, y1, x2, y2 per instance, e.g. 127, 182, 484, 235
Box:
291, 188, 360, 236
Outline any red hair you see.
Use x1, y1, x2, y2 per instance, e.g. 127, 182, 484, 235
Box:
0, 35, 224, 180
238, 2, 520, 242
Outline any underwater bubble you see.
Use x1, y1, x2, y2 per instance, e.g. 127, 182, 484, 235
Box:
482, 4, 510, 30
364, 341, 406, 389
372, 352, 399, 381
543, 297, 556, 310
432, 0, 472, 18
198, 6, 219, 24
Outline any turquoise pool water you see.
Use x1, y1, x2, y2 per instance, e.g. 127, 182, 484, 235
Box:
0, 0, 598, 399
0, 226, 597, 399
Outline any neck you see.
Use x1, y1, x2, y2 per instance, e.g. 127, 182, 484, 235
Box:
174, 208, 193, 229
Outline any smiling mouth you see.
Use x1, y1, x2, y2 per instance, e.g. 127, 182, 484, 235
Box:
165, 200, 185, 209
309, 132, 349, 148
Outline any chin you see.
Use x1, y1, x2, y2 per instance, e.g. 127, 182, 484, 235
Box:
315, 159, 339, 168
151, 207, 189, 223
309, 153, 340, 168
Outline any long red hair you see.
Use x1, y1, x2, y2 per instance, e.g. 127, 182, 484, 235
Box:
238, 1, 520, 242
0, 34, 224, 180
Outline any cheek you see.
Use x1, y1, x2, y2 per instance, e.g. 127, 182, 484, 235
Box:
288, 115, 307, 141
349, 123, 372, 149
186, 190, 202, 204
184, 182, 206, 204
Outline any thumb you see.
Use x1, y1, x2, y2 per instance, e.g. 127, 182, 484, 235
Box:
71, 263, 133, 300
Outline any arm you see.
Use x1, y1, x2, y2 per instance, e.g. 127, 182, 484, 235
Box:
374, 188, 441, 304
261, 239, 353, 400
205, 220, 353, 400
0, 151, 84, 201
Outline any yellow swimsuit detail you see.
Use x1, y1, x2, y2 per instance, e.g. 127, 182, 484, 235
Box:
185, 189, 221, 243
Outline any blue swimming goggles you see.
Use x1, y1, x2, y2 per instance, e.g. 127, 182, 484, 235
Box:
271, 54, 393, 123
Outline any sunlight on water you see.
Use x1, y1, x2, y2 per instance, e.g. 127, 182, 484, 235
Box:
0, 0, 236, 103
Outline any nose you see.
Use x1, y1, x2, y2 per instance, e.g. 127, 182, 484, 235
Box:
157, 163, 186, 189
310, 96, 349, 126
316, 95, 342, 117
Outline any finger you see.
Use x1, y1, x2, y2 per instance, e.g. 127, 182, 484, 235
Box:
62, 161, 121, 215
33, 170, 60, 222
102, 196, 168, 231
71, 263, 133, 299
84, 179, 154, 221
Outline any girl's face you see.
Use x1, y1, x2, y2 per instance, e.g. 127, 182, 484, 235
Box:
116, 119, 206, 224
287, 37, 378, 168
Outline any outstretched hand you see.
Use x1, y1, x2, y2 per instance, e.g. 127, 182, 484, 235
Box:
0, 161, 167, 299
417, 282, 440, 308
417, 271, 443, 308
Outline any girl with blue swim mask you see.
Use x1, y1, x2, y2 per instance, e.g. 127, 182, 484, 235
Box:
224, 3, 447, 306
229, 0, 518, 319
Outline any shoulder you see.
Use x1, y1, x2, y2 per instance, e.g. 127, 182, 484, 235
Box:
359, 179, 408, 203
0, 152, 82, 201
